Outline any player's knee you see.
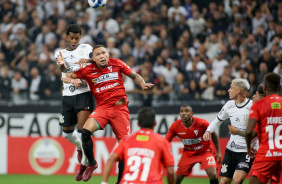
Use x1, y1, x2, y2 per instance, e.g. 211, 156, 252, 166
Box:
81, 128, 92, 143
232, 178, 243, 184
62, 129, 74, 140
208, 173, 218, 180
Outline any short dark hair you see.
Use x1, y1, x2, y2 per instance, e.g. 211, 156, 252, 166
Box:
93, 44, 106, 52
137, 107, 155, 128
257, 84, 265, 97
66, 24, 81, 35
180, 105, 193, 112
264, 73, 281, 92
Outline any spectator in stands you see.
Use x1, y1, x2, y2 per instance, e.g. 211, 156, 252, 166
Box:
172, 72, 189, 101
211, 49, 229, 78
167, 0, 187, 23
187, 79, 200, 100
153, 74, 170, 102
11, 70, 28, 104
35, 24, 56, 53
187, 9, 205, 38
214, 74, 231, 100
0, 65, 12, 100
28, 67, 44, 101
199, 66, 217, 101
161, 59, 178, 88
186, 54, 206, 72
43, 63, 61, 100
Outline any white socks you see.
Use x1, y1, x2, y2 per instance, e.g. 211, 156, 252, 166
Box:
63, 130, 82, 150
77, 132, 88, 165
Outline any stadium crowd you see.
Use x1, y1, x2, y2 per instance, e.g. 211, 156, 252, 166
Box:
0, 0, 281, 106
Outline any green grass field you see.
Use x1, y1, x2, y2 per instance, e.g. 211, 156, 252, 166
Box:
0, 175, 209, 184
0, 175, 250, 184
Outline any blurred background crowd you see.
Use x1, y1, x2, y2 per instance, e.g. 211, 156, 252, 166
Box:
0, 0, 281, 106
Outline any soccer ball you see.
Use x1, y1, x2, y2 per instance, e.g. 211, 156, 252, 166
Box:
88, 0, 107, 9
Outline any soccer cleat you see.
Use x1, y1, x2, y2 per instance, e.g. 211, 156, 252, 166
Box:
77, 150, 82, 163
82, 163, 98, 181
76, 164, 86, 181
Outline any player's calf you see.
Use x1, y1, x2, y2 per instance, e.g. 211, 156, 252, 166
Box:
81, 128, 97, 166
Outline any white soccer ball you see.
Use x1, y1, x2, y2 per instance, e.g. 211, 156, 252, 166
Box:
88, 0, 107, 9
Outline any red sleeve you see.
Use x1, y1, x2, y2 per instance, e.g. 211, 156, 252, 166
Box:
249, 102, 260, 121
117, 59, 132, 76
254, 124, 258, 132
165, 122, 176, 142
113, 139, 125, 161
161, 139, 174, 167
74, 67, 86, 79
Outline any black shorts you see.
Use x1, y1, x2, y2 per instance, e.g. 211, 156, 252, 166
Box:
219, 148, 254, 178
59, 91, 94, 127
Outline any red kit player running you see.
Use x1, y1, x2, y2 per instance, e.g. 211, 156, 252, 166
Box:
165, 105, 222, 184
245, 73, 282, 184
64, 45, 154, 182
102, 107, 175, 184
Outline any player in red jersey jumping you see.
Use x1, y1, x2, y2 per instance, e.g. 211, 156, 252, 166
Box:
63, 45, 154, 182
165, 105, 222, 184
245, 73, 282, 184
102, 107, 175, 184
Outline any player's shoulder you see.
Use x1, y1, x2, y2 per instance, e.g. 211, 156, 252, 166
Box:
193, 116, 208, 124
222, 100, 235, 109
78, 44, 93, 49
171, 119, 182, 126
54, 48, 67, 57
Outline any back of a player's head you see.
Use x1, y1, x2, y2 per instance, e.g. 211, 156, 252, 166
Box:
66, 24, 81, 35
232, 78, 250, 92
137, 107, 155, 128
257, 84, 266, 97
264, 73, 281, 92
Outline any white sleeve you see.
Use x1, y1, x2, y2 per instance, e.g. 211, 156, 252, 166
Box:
206, 118, 223, 133
217, 102, 230, 121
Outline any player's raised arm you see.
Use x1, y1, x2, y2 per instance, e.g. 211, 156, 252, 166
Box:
56, 51, 68, 72
203, 118, 223, 141
128, 71, 154, 90
101, 153, 119, 184
211, 132, 222, 163
61, 72, 82, 87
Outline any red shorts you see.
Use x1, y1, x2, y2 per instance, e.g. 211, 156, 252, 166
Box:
89, 104, 130, 139
249, 161, 282, 184
176, 151, 217, 176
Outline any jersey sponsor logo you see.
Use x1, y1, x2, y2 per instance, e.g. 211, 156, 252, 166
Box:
221, 164, 228, 173
107, 66, 112, 72
230, 141, 246, 149
127, 148, 155, 158
92, 72, 118, 85
194, 130, 199, 136
136, 135, 149, 141
70, 55, 75, 59
96, 82, 120, 93
178, 132, 186, 135
238, 162, 249, 169
181, 137, 202, 145
266, 150, 282, 157
235, 117, 240, 122
267, 117, 282, 124
271, 102, 281, 109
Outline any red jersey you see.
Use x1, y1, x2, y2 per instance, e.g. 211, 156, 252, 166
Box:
249, 94, 282, 161
75, 58, 132, 107
165, 117, 213, 155
114, 129, 174, 184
